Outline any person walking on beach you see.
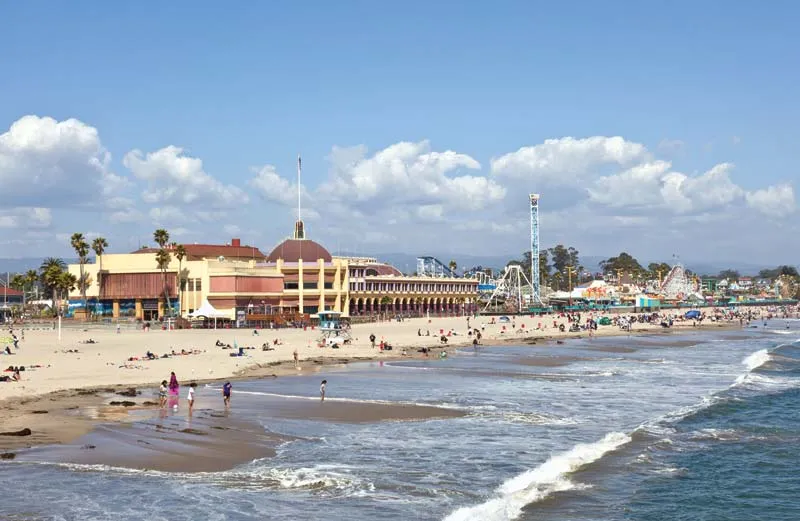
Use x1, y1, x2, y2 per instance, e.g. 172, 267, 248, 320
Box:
293, 348, 299, 368
369, 333, 376, 349
187, 382, 197, 414
222, 381, 232, 407
320, 379, 327, 402
159, 380, 168, 408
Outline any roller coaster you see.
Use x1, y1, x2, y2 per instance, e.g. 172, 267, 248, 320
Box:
416, 256, 458, 278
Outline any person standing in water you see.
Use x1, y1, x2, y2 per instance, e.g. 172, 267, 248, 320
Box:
320, 380, 327, 402
222, 381, 232, 407
293, 348, 299, 369
168, 372, 180, 409
187, 382, 197, 414
159, 380, 168, 408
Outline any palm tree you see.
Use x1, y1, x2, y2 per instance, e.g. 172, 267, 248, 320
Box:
174, 244, 187, 317
70, 233, 90, 317
92, 236, 109, 294
448, 260, 457, 275
56, 272, 78, 314
153, 229, 172, 316
9, 274, 25, 291
25, 269, 38, 294
39, 257, 66, 300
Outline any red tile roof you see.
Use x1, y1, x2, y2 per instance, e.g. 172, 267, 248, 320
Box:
133, 243, 266, 261
0, 288, 22, 296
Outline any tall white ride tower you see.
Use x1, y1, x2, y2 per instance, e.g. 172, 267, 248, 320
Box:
530, 193, 543, 305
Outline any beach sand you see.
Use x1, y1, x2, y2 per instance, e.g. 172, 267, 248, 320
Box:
0, 314, 739, 456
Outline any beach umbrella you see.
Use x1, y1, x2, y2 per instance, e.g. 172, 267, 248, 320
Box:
684, 310, 701, 319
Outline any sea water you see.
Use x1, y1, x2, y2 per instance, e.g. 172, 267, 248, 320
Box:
1, 322, 799, 520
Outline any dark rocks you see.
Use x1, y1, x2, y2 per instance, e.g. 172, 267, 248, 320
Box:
108, 401, 136, 407
116, 388, 140, 397
179, 428, 208, 435
31, 410, 48, 414
142, 401, 159, 406
0, 428, 31, 437
0, 452, 15, 460
80, 444, 96, 450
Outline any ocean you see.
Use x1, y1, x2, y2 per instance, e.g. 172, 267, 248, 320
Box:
1, 321, 799, 520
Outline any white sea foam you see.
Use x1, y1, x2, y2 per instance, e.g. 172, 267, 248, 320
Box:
493, 411, 579, 426
743, 349, 771, 372
29, 461, 373, 494
442, 432, 630, 521
231, 390, 463, 411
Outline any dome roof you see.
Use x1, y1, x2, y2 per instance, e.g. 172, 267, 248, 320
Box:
266, 239, 332, 263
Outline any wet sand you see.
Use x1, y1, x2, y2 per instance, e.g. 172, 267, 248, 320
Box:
514, 355, 592, 367
15, 409, 291, 473
586, 345, 639, 354
251, 396, 466, 423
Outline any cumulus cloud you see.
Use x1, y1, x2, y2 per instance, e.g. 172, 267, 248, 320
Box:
0, 115, 130, 207
589, 161, 745, 213
746, 184, 796, 217
0, 207, 52, 229
319, 140, 504, 212
124, 145, 248, 208
491, 136, 648, 182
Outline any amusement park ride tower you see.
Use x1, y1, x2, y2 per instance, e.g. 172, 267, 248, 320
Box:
530, 193, 543, 305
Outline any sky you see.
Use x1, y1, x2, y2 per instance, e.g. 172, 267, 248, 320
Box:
0, 1, 798, 265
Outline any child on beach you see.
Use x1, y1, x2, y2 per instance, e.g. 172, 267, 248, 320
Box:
222, 381, 232, 407
188, 382, 197, 413
320, 380, 327, 402
159, 380, 168, 408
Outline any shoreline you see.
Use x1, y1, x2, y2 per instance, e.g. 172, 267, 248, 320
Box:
0, 317, 746, 459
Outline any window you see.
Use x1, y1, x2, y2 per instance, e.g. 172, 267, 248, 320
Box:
324, 282, 333, 290
193, 278, 201, 291
303, 282, 318, 290
284, 282, 299, 290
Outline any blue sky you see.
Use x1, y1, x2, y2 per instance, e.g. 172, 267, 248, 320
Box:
0, 1, 798, 264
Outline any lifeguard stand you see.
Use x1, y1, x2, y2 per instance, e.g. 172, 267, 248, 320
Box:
317, 311, 351, 346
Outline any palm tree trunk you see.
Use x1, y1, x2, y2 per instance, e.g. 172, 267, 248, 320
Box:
80, 263, 87, 320
162, 268, 172, 317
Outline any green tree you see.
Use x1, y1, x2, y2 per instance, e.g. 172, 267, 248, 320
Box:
718, 269, 740, 280
9, 274, 25, 291
56, 271, 78, 312
39, 257, 66, 300
600, 252, 646, 280
448, 259, 457, 274
92, 236, 109, 293
153, 229, 173, 316
70, 233, 90, 316
174, 243, 187, 316
25, 269, 38, 303
548, 245, 580, 276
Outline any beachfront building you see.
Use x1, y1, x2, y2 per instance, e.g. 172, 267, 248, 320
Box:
66, 220, 478, 321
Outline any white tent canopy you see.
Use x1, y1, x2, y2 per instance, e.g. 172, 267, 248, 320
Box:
188, 299, 228, 319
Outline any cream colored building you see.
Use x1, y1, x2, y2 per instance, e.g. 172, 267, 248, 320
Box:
67, 226, 478, 321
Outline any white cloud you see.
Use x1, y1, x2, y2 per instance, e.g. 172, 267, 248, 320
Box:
746, 184, 796, 217
249, 164, 309, 207
124, 145, 248, 208
0, 115, 130, 207
320, 141, 504, 211
491, 136, 647, 182
0, 207, 52, 229
589, 162, 745, 214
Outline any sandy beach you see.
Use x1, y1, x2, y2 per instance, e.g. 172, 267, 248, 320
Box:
0, 313, 739, 455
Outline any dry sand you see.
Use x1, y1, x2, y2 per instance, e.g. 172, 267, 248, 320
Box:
0, 314, 737, 455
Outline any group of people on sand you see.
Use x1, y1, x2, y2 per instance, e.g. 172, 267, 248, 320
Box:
157, 371, 233, 413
